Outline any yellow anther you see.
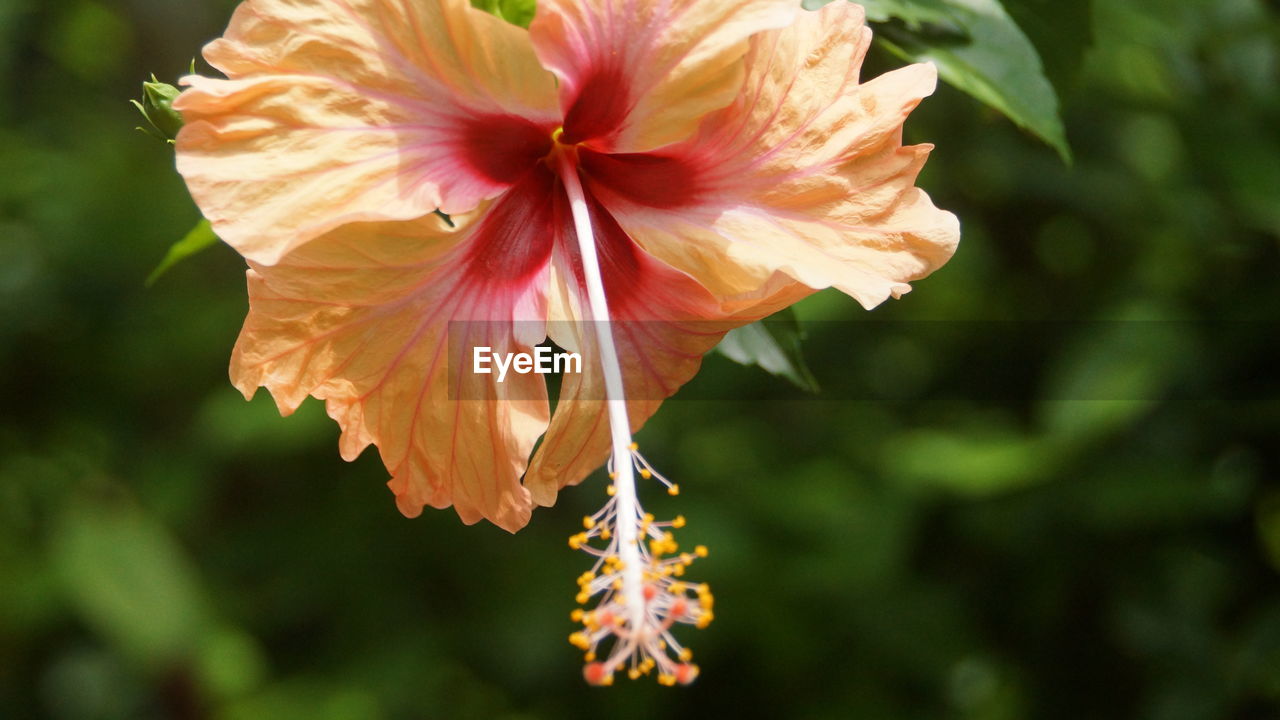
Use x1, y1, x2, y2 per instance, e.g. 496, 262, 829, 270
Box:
628, 668, 641, 680
679, 648, 693, 662
576, 592, 590, 604
568, 534, 582, 550
600, 527, 612, 540
607, 485, 617, 497
570, 609, 584, 622
585, 651, 596, 662
658, 674, 676, 686
629, 442, 639, 451
608, 472, 617, 480
672, 515, 686, 528
612, 578, 623, 591
568, 632, 591, 650
670, 582, 687, 594
695, 545, 709, 558
583, 516, 595, 530
641, 658, 656, 671
668, 484, 680, 496
640, 468, 652, 479
644, 513, 655, 523
696, 612, 714, 629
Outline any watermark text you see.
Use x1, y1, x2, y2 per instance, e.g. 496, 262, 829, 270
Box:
473, 345, 582, 382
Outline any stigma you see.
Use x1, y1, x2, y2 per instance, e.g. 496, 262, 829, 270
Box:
567, 445, 713, 686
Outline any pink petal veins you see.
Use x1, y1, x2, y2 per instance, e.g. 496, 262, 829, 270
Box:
530, 0, 798, 152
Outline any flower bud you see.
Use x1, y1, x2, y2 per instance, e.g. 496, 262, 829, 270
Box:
132, 74, 183, 142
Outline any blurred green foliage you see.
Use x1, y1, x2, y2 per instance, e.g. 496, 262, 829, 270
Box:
1, 1, 1278, 719
471, 0, 536, 28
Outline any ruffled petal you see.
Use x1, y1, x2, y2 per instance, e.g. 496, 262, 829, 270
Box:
230, 170, 562, 532
529, 0, 796, 153
585, 3, 960, 310
175, 0, 559, 265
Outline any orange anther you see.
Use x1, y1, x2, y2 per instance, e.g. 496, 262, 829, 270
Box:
669, 597, 689, 619
674, 663, 700, 685
583, 662, 613, 686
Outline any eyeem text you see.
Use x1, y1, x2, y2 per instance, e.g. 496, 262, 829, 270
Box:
473, 346, 582, 382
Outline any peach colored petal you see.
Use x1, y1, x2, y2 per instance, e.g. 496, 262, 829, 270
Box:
229, 180, 560, 532
175, 0, 559, 265
523, 187, 805, 505
529, 0, 796, 153
587, 3, 960, 310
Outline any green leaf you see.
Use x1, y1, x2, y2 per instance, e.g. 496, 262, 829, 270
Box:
470, 0, 536, 28
815, 0, 963, 38
146, 219, 220, 287
1002, 0, 1094, 94
715, 308, 819, 392
809, 0, 1071, 163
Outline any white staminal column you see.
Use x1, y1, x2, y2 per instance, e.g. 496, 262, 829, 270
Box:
557, 152, 646, 631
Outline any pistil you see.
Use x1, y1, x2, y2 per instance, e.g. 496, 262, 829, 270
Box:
557, 150, 710, 686
557, 150, 647, 629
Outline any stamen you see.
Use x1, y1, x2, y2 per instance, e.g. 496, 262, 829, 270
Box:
557, 153, 711, 685
566, 453, 712, 686
558, 151, 645, 629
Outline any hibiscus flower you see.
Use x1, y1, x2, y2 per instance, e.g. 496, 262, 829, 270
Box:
173, 0, 959, 683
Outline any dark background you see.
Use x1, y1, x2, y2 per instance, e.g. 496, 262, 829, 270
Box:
1, 0, 1278, 718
